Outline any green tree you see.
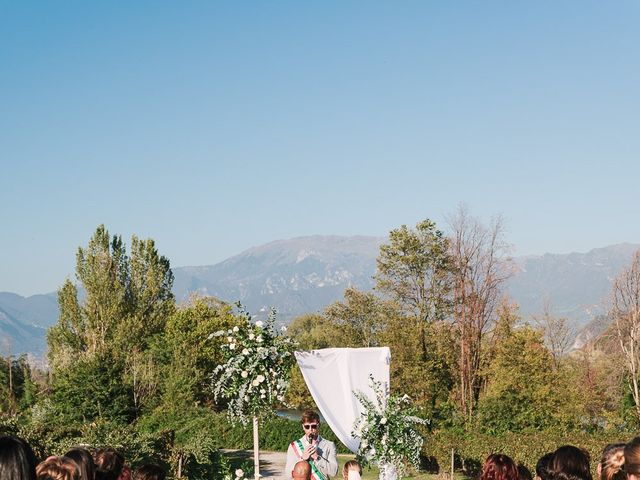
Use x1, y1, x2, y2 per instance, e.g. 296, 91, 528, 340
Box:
157, 296, 240, 408
47, 225, 175, 421
478, 305, 561, 432
375, 220, 453, 360
324, 287, 391, 348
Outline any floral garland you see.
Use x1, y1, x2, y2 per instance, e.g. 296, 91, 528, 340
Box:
210, 306, 296, 425
352, 376, 428, 478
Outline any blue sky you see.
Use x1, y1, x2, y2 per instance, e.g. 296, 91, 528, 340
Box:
2, 1, 639, 295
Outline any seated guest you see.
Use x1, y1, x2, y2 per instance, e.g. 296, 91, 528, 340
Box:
293, 461, 312, 480
0, 435, 37, 480
480, 454, 519, 480
36, 457, 79, 480
536, 453, 555, 480
93, 449, 125, 480
64, 449, 95, 480
624, 437, 640, 480
598, 444, 625, 480
550, 445, 592, 480
342, 460, 362, 480
133, 464, 165, 480
284, 410, 338, 479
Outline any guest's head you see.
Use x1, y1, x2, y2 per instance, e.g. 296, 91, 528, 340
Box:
36, 456, 79, 480
550, 445, 592, 480
480, 454, 519, 480
0, 435, 37, 480
300, 411, 321, 440
536, 453, 555, 480
292, 460, 311, 480
93, 449, 124, 480
64, 449, 95, 480
343, 460, 362, 480
625, 437, 640, 480
132, 464, 165, 480
598, 443, 625, 480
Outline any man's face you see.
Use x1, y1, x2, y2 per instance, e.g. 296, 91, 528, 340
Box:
302, 420, 319, 438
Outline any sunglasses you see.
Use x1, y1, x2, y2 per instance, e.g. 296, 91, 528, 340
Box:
303, 424, 319, 430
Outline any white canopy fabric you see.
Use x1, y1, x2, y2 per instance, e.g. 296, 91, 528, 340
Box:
294, 347, 391, 453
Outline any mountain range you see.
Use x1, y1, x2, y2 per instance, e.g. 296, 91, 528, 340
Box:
1, 236, 638, 357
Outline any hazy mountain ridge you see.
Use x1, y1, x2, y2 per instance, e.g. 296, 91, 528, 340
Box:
173, 235, 386, 319
1, 237, 638, 356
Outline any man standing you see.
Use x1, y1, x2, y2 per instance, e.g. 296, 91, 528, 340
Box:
284, 410, 338, 480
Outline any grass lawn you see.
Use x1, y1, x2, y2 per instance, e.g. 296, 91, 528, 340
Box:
337, 454, 470, 480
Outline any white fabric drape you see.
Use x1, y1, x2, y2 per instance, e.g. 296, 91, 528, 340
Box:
294, 347, 391, 453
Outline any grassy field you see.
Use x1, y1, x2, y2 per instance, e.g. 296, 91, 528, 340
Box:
338, 454, 469, 480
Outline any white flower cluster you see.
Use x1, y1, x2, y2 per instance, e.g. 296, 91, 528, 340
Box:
210, 306, 297, 425
352, 376, 428, 479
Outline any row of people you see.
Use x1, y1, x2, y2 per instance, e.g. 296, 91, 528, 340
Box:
482, 438, 640, 480
0, 436, 164, 480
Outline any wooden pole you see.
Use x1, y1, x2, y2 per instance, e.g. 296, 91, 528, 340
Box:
253, 416, 260, 480
451, 448, 454, 480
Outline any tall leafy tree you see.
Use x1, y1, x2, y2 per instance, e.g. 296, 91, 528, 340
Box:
375, 220, 453, 360
478, 303, 561, 432
47, 225, 175, 421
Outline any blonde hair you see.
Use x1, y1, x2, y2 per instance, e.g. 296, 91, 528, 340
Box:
343, 460, 362, 477
599, 444, 625, 480
36, 457, 78, 480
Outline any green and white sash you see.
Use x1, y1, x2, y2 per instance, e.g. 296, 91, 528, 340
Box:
291, 438, 327, 480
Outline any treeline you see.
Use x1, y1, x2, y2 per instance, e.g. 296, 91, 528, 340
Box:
1, 215, 639, 477
284, 209, 637, 436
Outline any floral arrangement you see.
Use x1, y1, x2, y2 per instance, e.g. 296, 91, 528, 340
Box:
352, 376, 428, 478
210, 306, 296, 425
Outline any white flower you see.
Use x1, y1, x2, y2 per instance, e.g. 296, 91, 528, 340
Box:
252, 380, 259, 387
380, 417, 387, 425
261, 393, 266, 398
229, 343, 236, 350
244, 395, 249, 401
256, 374, 265, 383
255, 321, 264, 328
233, 326, 240, 332
281, 325, 287, 332
256, 335, 263, 343
260, 388, 266, 394
249, 333, 255, 340
242, 348, 250, 355
235, 469, 244, 478
227, 336, 233, 343
241, 371, 248, 378
207, 333, 215, 340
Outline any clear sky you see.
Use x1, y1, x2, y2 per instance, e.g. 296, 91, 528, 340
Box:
2, 1, 639, 296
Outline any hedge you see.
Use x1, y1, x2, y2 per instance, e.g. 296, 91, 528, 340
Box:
424, 429, 635, 476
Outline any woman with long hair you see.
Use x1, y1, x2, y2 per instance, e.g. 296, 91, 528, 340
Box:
550, 445, 592, 480
480, 454, 519, 480
0, 435, 37, 480
65, 448, 95, 480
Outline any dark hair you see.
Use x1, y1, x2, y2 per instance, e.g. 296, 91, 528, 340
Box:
133, 464, 165, 480
93, 449, 124, 480
480, 454, 519, 480
624, 437, 640, 476
599, 443, 625, 480
551, 445, 592, 480
36, 456, 78, 480
536, 453, 555, 480
0, 435, 37, 480
301, 410, 320, 424
65, 449, 95, 480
